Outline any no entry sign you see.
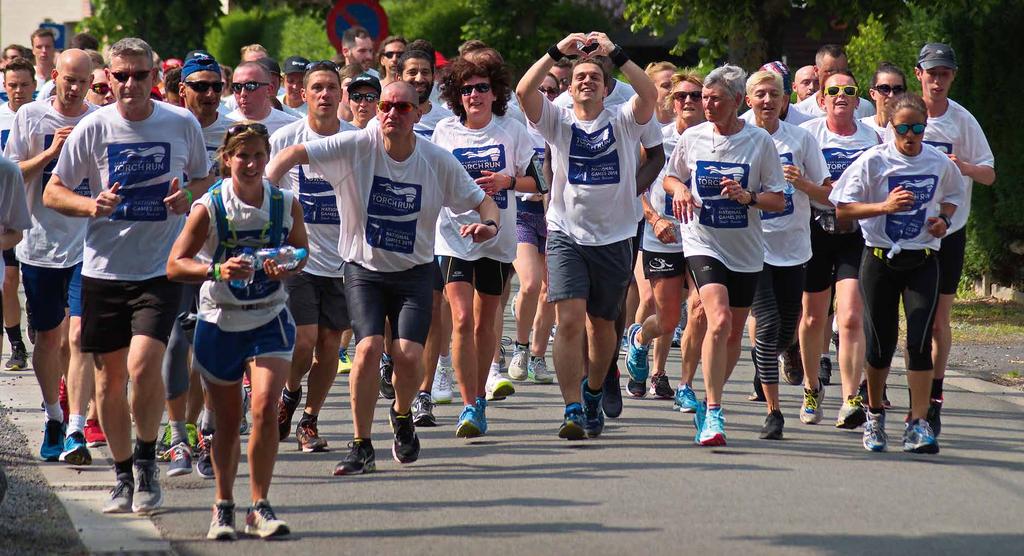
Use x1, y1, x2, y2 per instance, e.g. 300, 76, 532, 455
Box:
326, 0, 390, 52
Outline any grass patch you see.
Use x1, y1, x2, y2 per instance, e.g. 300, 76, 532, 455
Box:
1006, 371, 1022, 379
950, 297, 1024, 344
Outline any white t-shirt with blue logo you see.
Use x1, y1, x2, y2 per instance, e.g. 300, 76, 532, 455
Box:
4, 99, 97, 268
800, 117, 881, 210
667, 120, 787, 273
760, 121, 829, 267
532, 99, 647, 246
793, 94, 876, 120
270, 118, 357, 277
0, 102, 15, 151
53, 102, 210, 281
306, 127, 486, 273
830, 142, 964, 253
226, 107, 298, 136
642, 123, 684, 254
366, 100, 454, 139
432, 115, 535, 263
195, 179, 295, 331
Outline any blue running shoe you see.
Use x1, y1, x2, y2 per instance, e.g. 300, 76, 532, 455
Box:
59, 431, 92, 466
903, 418, 939, 454
863, 410, 887, 452
41, 419, 66, 462
581, 379, 605, 438
699, 406, 727, 446
455, 405, 482, 438
625, 323, 650, 382
692, 400, 706, 444
475, 397, 488, 435
673, 384, 700, 413
559, 403, 585, 440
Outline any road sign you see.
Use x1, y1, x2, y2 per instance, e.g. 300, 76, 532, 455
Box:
39, 22, 65, 49
326, 0, 389, 53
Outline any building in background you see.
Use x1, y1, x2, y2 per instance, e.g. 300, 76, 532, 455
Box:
0, 0, 91, 50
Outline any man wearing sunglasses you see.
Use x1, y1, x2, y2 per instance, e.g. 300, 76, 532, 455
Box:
180, 55, 232, 173
270, 60, 357, 455
377, 35, 406, 87
912, 43, 995, 437
793, 44, 875, 120
4, 48, 98, 468
42, 37, 215, 515
225, 61, 297, 136
267, 80, 500, 475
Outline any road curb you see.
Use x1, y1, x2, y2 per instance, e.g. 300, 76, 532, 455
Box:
945, 368, 1024, 408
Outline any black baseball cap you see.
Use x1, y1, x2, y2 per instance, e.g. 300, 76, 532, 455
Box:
283, 56, 310, 75
917, 43, 957, 70
347, 72, 381, 94
256, 57, 281, 76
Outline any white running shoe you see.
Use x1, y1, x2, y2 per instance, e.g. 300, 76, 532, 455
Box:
431, 364, 453, 404
485, 368, 515, 401
528, 356, 554, 384
508, 346, 529, 381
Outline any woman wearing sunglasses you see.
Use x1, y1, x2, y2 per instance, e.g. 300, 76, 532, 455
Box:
433, 56, 539, 437
86, 68, 114, 106
167, 122, 308, 540
798, 71, 882, 430
829, 93, 962, 454
862, 62, 908, 137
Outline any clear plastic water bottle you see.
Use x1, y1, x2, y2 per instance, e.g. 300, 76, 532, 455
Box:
254, 246, 308, 270
229, 247, 257, 289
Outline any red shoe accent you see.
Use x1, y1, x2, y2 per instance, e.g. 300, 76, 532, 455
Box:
84, 419, 107, 447
700, 433, 727, 447
58, 376, 69, 424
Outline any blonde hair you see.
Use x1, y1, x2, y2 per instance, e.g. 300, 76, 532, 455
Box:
217, 122, 270, 178
645, 61, 677, 79
240, 44, 268, 57
745, 70, 784, 96
664, 71, 704, 113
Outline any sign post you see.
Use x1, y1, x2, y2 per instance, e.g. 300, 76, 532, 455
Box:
39, 22, 66, 49
326, 0, 390, 53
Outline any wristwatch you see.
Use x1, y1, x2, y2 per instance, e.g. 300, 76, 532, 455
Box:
938, 213, 952, 228
482, 219, 499, 232
745, 191, 758, 206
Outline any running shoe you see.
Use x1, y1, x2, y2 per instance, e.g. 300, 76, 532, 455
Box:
4, 343, 28, 371
389, 405, 420, 464
581, 379, 605, 438
412, 392, 437, 427
58, 377, 69, 424
558, 403, 585, 440
625, 323, 650, 382
780, 344, 804, 386
102, 473, 134, 513
692, 400, 707, 444
602, 366, 623, 418
836, 395, 867, 429
239, 384, 251, 435
699, 406, 727, 446
673, 384, 700, 413
903, 418, 939, 454
333, 440, 375, 475
431, 364, 453, 404
649, 374, 674, 399
166, 442, 193, 477
84, 419, 106, 447
485, 368, 515, 401
278, 388, 301, 441
132, 459, 162, 514
59, 431, 91, 466
476, 397, 488, 435
759, 410, 784, 440
157, 422, 172, 461
626, 377, 647, 398
337, 349, 352, 374
296, 420, 328, 452
508, 345, 529, 381
863, 410, 888, 452
379, 354, 395, 400
195, 433, 214, 479
245, 499, 290, 539
528, 356, 553, 384
832, 329, 840, 351
207, 500, 237, 541
40, 419, 65, 462
455, 405, 482, 438
497, 336, 513, 373
818, 356, 832, 386
800, 386, 825, 425
927, 398, 943, 438
619, 333, 629, 355
671, 325, 682, 348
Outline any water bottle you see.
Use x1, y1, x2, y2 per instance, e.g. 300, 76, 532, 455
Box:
253, 246, 308, 271
228, 248, 257, 289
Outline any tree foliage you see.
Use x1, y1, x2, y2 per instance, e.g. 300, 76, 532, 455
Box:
845, 6, 948, 94
80, 0, 223, 58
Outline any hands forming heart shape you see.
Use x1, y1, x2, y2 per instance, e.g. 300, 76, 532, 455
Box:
578, 40, 600, 55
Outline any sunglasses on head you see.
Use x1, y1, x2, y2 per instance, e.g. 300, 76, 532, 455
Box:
184, 80, 224, 93
110, 69, 152, 83
872, 84, 906, 95
350, 92, 379, 103
305, 60, 339, 73
231, 81, 268, 93
459, 83, 491, 96
673, 90, 702, 102
378, 100, 415, 114
382, 51, 404, 59
824, 85, 859, 97
90, 83, 110, 95
893, 122, 926, 136
227, 122, 269, 137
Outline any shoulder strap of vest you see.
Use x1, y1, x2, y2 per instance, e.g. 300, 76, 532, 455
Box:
268, 186, 285, 248
208, 180, 231, 262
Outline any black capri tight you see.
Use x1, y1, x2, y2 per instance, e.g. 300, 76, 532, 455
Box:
751, 263, 805, 385
860, 249, 940, 371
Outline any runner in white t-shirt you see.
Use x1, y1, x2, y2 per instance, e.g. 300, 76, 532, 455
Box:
516, 31, 658, 440
270, 61, 357, 455
267, 81, 499, 475
42, 38, 214, 516
791, 44, 876, 121
663, 65, 786, 446
829, 93, 963, 455
225, 62, 298, 135
860, 62, 908, 139
0, 156, 31, 341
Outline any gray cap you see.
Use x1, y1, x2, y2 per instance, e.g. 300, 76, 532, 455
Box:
917, 43, 957, 70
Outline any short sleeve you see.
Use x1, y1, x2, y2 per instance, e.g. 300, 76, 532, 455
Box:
306, 133, 352, 188
640, 116, 663, 148
962, 112, 995, 169
666, 133, 689, 181
799, 130, 829, 185
0, 160, 31, 230
3, 110, 30, 161
533, 100, 569, 148
440, 153, 486, 214
510, 121, 536, 174
937, 154, 966, 207
829, 153, 870, 205
184, 118, 210, 181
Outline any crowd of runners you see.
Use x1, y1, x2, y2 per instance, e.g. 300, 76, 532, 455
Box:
0, 23, 994, 540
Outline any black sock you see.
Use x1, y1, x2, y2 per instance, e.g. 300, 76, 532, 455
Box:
931, 378, 944, 400
5, 326, 22, 346
515, 341, 529, 350
298, 411, 316, 427
134, 438, 156, 461
282, 386, 302, 405
114, 457, 134, 476
585, 378, 602, 395
868, 407, 885, 416
353, 438, 372, 447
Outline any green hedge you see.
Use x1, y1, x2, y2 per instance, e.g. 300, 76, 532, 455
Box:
205, 8, 333, 67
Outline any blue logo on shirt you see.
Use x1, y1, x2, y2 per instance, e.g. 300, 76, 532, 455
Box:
454, 144, 508, 209
366, 217, 416, 254
695, 161, 750, 229
223, 229, 288, 301
107, 142, 171, 186
822, 147, 867, 180
109, 182, 171, 222
885, 174, 938, 242
298, 166, 338, 225
567, 124, 619, 185
367, 176, 421, 217
1, 130, 8, 151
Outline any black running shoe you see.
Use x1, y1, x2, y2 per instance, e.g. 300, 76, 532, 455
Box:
748, 375, 766, 402
277, 387, 301, 441
818, 356, 832, 386
195, 434, 214, 479
333, 440, 375, 475
602, 366, 623, 418
412, 392, 437, 427
649, 374, 674, 399
781, 343, 804, 386
379, 355, 395, 400
927, 398, 942, 438
626, 377, 646, 399
759, 409, 785, 440
389, 405, 420, 464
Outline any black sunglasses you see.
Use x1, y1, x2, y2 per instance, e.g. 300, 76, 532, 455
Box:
538, 86, 559, 97
350, 92, 379, 103
306, 60, 339, 73
382, 51, 405, 59
872, 84, 906, 95
110, 69, 152, 83
227, 122, 269, 137
673, 90, 701, 102
459, 83, 491, 96
231, 81, 269, 93
184, 80, 224, 93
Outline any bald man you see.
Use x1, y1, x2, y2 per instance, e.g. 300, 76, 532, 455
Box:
2, 48, 98, 465
225, 61, 296, 134
794, 65, 818, 102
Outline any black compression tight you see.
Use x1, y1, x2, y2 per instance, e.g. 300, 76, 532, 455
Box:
860, 251, 940, 371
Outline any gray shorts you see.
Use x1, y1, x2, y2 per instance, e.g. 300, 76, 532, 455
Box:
285, 271, 350, 330
545, 230, 632, 321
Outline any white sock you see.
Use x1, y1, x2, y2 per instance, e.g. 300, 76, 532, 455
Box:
68, 414, 86, 436
439, 354, 452, 367
44, 401, 64, 424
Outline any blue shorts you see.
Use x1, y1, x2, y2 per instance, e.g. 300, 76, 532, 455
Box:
193, 309, 295, 385
21, 262, 83, 332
